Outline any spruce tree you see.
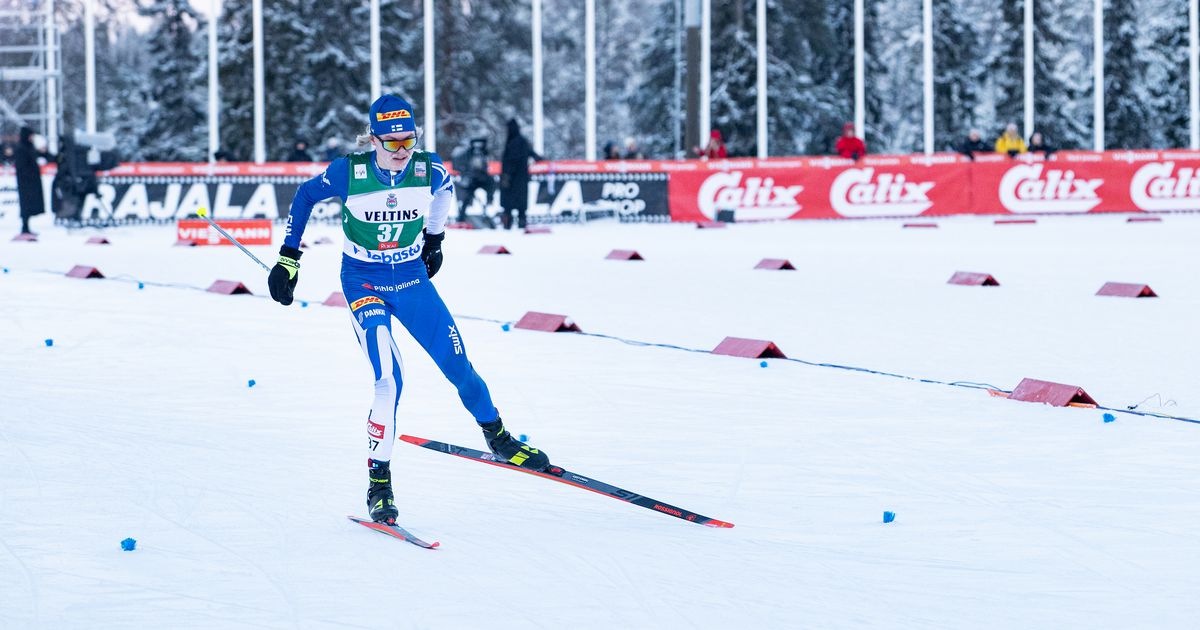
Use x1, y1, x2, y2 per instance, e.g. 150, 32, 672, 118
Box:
138, 0, 205, 161
1031, 1, 1092, 150
1103, 0, 1151, 149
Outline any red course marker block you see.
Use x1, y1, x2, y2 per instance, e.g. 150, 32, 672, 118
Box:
903, 222, 938, 229
696, 221, 726, 229
313, 235, 334, 244
524, 226, 552, 234
947, 271, 1000, 286
1006, 378, 1098, 408
1126, 216, 1162, 223
995, 218, 1036, 225
207, 280, 253, 295
605, 249, 644, 260
754, 258, 796, 270
85, 236, 111, 245
478, 245, 512, 255
66, 265, 104, 279
711, 337, 787, 359
1096, 282, 1157, 298
323, 292, 348, 307
514, 312, 581, 332
11, 232, 37, 242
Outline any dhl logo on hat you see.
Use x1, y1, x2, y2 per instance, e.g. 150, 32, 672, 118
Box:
376, 110, 412, 122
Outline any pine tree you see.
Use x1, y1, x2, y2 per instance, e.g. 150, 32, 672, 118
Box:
1138, 0, 1188, 149
1103, 0, 1151, 149
630, 0, 684, 158
933, 0, 984, 151
865, 0, 923, 153
431, 0, 531, 158
973, 0, 1024, 139
216, 1, 253, 161
138, 0, 205, 161
1032, 1, 1092, 150
542, 0, 586, 159
765, 0, 853, 156
707, 0, 758, 156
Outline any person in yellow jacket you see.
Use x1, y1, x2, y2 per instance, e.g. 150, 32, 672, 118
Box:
994, 123, 1027, 157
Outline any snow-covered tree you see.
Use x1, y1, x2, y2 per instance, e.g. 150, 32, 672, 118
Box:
1103, 0, 1151, 149
138, 0, 205, 161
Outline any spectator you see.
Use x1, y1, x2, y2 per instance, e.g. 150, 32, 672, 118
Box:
835, 122, 866, 160
286, 139, 313, 162
322, 137, 343, 162
994, 123, 1027, 157
14, 126, 51, 235
499, 118, 542, 230
455, 137, 495, 222
957, 128, 992, 161
693, 129, 727, 159
603, 141, 623, 160
0, 142, 14, 165
213, 149, 235, 162
1027, 131, 1056, 158
623, 136, 644, 160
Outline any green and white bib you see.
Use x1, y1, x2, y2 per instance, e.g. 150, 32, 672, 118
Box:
341, 151, 433, 264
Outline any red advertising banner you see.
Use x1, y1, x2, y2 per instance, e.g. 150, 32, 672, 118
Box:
176, 219, 273, 245
664, 151, 1200, 221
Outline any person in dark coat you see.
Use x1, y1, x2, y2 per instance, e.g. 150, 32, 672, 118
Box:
498, 118, 542, 230
957, 129, 992, 161
1027, 131, 1056, 158
286, 140, 313, 162
14, 126, 50, 235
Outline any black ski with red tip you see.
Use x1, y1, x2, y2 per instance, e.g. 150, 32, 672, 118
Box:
348, 516, 440, 549
399, 435, 734, 528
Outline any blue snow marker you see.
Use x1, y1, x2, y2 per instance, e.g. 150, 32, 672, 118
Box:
247, 379, 257, 388
883, 511, 896, 524
501, 323, 511, 331
120, 538, 136, 551
759, 360, 768, 368
1103, 413, 1115, 423
44, 339, 53, 347
518, 434, 528, 442
137, 282, 144, 290
300, 301, 309, 308
2, 267, 8, 273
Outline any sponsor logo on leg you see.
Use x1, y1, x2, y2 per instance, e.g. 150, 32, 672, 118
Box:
448, 325, 462, 355
350, 296, 384, 311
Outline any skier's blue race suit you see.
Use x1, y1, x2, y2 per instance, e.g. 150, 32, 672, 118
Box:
283, 150, 496, 462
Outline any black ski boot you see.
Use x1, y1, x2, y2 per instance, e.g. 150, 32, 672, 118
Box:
367, 459, 398, 524
480, 417, 550, 471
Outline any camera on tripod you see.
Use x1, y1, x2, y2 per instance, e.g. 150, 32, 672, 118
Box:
53, 130, 120, 222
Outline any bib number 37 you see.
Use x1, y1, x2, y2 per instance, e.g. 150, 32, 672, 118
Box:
377, 223, 404, 242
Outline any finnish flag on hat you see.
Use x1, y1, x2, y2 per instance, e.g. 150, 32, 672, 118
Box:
369, 94, 416, 135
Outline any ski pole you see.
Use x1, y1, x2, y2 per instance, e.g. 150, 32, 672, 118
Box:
195, 207, 271, 272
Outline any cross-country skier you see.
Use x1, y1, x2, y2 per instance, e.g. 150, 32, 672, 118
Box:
268, 95, 550, 525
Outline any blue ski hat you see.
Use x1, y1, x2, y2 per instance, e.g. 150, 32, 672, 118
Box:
369, 94, 416, 135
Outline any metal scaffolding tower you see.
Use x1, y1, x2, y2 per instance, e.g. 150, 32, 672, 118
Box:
0, 1, 62, 147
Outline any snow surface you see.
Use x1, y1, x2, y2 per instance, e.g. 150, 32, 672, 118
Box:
1, 213, 1198, 629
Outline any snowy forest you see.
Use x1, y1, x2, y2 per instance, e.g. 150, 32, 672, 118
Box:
8, 0, 1194, 162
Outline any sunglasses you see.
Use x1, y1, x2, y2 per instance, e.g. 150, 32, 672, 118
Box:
374, 134, 417, 152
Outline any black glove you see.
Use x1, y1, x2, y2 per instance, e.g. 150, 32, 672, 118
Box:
268, 245, 302, 305
422, 230, 444, 279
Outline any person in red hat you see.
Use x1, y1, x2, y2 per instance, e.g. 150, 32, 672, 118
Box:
835, 122, 866, 160
693, 128, 728, 160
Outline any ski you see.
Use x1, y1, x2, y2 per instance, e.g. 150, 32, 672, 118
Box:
399, 435, 734, 529
347, 516, 441, 549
